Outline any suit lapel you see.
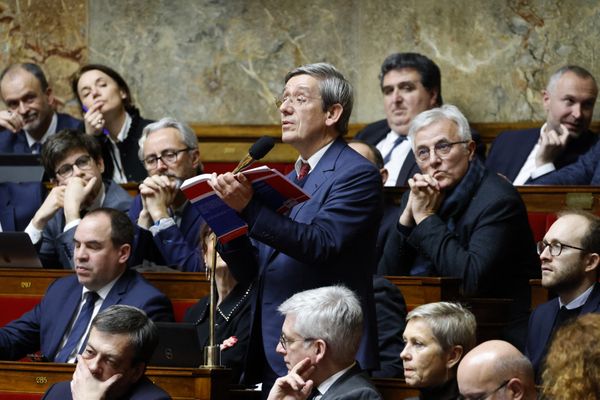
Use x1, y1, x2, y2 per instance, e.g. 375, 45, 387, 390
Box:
505, 130, 539, 181
581, 283, 600, 313
320, 364, 360, 400
538, 299, 560, 356
396, 151, 417, 186
48, 283, 82, 357
101, 271, 131, 311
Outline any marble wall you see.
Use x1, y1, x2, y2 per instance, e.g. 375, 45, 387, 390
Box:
1, 0, 599, 124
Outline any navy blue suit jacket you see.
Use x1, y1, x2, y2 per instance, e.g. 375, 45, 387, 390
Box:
0, 113, 80, 153
221, 137, 382, 381
486, 128, 598, 182
0, 269, 174, 361
42, 376, 171, 400
128, 197, 205, 272
0, 181, 45, 231
320, 364, 382, 400
355, 119, 486, 186
525, 283, 600, 378
531, 135, 600, 185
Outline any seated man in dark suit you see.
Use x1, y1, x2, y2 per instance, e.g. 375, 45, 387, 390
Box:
268, 286, 382, 400
24, 130, 132, 268
0, 63, 80, 153
378, 104, 539, 350
487, 65, 598, 184
525, 211, 600, 380
42, 305, 171, 400
0, 181, 45, 231
0, 208, 173, 362
355, 52, 485, 186
128, 117, 204, 272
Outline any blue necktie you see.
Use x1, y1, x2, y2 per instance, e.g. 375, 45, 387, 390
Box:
54, 291, 99, 362
30, 142, 42, 154
382, 135, 407, 165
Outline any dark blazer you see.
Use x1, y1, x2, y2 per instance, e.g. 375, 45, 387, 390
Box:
0, 181, 45, 231
378, 168, 539, 350
89, 110, 152, 183
0, 113, 80, 153
38, 181, 132, 269
0, 269, 174, 361
128, 198, 205, 272
183, 282, 254, 383
531, 136, 600, 185
355, 119, 486, 186
525, 283, 600, 378
220, 137, 382, 381
372, 275, 406, 378
486, 128, 598, 182
320, 364, 382, 400
42, 376, 171, 400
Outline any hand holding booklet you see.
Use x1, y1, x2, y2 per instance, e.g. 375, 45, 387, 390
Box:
181, 166, 310, 243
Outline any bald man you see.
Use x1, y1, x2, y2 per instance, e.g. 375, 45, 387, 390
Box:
457, 340, 537, 400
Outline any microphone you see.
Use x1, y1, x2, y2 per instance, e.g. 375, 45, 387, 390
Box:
232, 136, 275, 174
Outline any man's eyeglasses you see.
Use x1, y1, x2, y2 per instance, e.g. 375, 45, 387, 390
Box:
279, 332, 315, 351
458, 380, 509, 400
143, 148, 192, 169
415, 140, 469, 162
536, 240, 587, 256
275, 94, 321, 108
55, 155, 94, 179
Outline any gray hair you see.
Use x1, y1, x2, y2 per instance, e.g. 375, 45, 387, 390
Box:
91, 305, 158, 366
278, 285, 363, 365
546, 65, 597, 94
408, 104, 472, 146
138, 117, 199, 161
285, 63, 353, 136
406, 302, 476, 353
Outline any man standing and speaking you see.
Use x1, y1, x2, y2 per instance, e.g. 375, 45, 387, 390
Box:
211, 63, 382, 393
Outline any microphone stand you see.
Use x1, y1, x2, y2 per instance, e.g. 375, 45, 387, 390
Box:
201, 233, 222, 368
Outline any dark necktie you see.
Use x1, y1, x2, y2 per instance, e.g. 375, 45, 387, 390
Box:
54, 291, 99, 362
297, 162, 311, 180
30, 142, 42, 154
382, 135, 407, 164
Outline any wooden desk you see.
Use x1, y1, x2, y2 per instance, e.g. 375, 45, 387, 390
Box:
0, 362, 231, 400
372, 378, 419, 400
385, 276, 460, 310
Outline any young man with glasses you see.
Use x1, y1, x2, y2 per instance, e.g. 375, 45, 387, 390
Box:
25, 129, 131, 268
378, 105, 539, 351
128, 117, 205, 272
525, 210, 600, 381
457, 340, 537, 400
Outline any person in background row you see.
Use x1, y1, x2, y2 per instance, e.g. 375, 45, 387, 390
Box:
0, 208, 173, 363
457, 340, 537, 400
378, 104, 538, 350
401, 302, 476, 400
128, 117, 205, 272
0, 63, 80, 154
0, 181, 45, 232
72, 64, 152, 183
42, 305, 171, 400
25, 130, 131, 268
183, 225, 254, 383
541, 313, 600, 400
525, 210, 600, 381
486, 65, 598, 184
268, 286, 382, 400
355, 52, 485, 187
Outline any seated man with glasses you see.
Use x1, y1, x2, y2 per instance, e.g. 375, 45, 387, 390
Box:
457, 340, 537, 400
268, 286, 382, 400
378, 104, 539, 351
128, 117, 205, 272
25, 129, 132, 268
525, 210, 600, 381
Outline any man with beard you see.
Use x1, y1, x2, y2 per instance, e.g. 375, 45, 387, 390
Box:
526, 211, 600, 380
128, 117, 205, 272
0, 63, 80, 153
25, 130, 131, 268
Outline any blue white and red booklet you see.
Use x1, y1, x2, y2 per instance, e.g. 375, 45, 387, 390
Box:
181, 166, 310, 243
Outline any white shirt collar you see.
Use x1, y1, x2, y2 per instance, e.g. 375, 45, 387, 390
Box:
25, 112, 58, 147
82, 269, 125, 301
294, 140, 335, 177
559, 283, 596, 309
316, 362, 355, 397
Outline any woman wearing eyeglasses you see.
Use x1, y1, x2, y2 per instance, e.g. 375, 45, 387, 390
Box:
71, 64, 153, 183
401, 302, 476, 400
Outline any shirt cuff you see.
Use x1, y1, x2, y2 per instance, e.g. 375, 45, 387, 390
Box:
63, 219, 81, 233
149, 217, 176, 236
25, 222, 43, 244
531, 163, 556, 179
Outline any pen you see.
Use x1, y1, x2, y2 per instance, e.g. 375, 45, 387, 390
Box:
82, 105, 110, 136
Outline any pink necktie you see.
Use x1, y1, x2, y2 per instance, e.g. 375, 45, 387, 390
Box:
298, 162, 311, 180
